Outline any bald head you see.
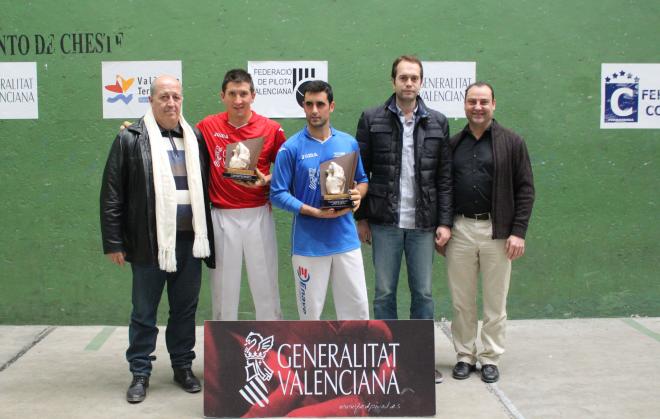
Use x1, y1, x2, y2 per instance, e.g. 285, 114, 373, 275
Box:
149, 75, 180, 97
148, 75, 183, 129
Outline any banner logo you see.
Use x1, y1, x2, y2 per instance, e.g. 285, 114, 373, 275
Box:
248, 61, 328, 118
204, 320, 437, 418
0, 62, 39, 119
420, 61, 476, 118
104, 74, 134, 104
600, 63, 660, 129
292, 67, 316, 92
240, 332, 274, 407
101, 60, 181, 119
604, 70, 639, 123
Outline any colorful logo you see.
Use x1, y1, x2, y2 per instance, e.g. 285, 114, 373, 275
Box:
604, 70, 639, 123
297, 266, 311, 315
105, 74, 135, 104
240, 332, 274, 407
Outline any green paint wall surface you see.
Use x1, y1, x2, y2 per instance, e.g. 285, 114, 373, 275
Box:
1, 0, 658, 324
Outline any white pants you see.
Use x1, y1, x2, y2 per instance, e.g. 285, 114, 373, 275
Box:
291, 249, 369, 320
446, 215, 511, 366
210, 205, 281, 320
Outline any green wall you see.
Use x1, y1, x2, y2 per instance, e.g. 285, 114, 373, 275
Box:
1, 0, 658, 324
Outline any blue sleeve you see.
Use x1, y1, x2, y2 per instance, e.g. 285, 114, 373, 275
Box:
270, 143, 304, 214
354, 142, 368, 184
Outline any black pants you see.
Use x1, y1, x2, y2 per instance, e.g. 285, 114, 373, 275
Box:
126, 237, 201, 376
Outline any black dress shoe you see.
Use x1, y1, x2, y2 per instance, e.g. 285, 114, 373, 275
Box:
126, 375, 149, 403
481, 364, 500, 383
173, 367, 201, 393
452, 362, 477, 380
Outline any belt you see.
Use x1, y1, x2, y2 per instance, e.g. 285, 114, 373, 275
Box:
460, 212, 491, 221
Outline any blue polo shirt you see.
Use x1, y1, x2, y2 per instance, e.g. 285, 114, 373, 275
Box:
271, 126, 368, 257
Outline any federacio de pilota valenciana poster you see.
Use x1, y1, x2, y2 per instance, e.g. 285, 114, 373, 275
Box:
204, 320, 436, 418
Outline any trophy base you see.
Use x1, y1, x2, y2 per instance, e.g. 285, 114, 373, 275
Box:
223, 169, 258, 182
321, 194, 353, 209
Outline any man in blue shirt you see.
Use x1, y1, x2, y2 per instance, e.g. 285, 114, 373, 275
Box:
271, 80, 369, 320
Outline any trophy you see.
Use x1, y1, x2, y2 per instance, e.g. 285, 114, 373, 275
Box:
223, 137, 264, 182
320, 151, 358, 209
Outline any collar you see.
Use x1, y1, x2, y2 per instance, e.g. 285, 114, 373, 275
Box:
467, 121, 493, 138
385, 94, 430, 119
461, 119, 498, 140
220, 110, 258, 129
395, 104, 418, 120
159, 123, 183, 137
303, 125, 336, 143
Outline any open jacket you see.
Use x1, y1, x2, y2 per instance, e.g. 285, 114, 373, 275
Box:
354, 94, 453, 229
100, 118, 215, 268
449, 119, 535, 239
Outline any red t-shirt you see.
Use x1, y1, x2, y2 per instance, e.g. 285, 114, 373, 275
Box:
197, 111, 286, 209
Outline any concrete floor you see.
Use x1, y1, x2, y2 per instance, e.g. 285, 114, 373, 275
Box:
1, 318, 659, 419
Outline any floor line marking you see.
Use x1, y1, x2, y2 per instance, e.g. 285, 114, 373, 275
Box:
438, 320, 526, 419
438, 319, 452, 340
486, 383, 527, 419
84, 326, 117, 351
0, 326, 56, 372
621, 318, 660, 343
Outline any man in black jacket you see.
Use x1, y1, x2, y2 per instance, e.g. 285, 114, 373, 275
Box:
355, 55, 453, 324
438, 82, 534, 384
100, 75, 215, 403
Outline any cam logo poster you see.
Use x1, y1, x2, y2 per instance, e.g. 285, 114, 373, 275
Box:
248, 61, 328, 118
204, 320, 435, 418
101, 60, 181, 119
0, 62, 38, 119
601, 63, 660, 129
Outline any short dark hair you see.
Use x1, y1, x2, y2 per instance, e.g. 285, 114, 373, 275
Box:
303, 80, 334, 103
465, 81, 495, 101
221, 69, 254, 93
391, 55, 423, 80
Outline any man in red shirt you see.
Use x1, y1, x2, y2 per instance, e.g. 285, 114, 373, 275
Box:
197, 69, 285, 320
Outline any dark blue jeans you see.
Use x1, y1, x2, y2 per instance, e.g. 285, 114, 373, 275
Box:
126, 237, 201, 376
370, 224, 435, 320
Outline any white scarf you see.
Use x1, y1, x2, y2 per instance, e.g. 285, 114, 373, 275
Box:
144, 107, 210, 272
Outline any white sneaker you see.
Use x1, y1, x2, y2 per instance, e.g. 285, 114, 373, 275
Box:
434, 369, 443, 384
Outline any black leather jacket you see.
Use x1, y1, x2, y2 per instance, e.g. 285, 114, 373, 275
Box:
100, 118, 215, 268
355, 95, 453, 229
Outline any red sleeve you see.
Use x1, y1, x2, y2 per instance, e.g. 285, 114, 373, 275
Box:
271, 126, 287, 163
